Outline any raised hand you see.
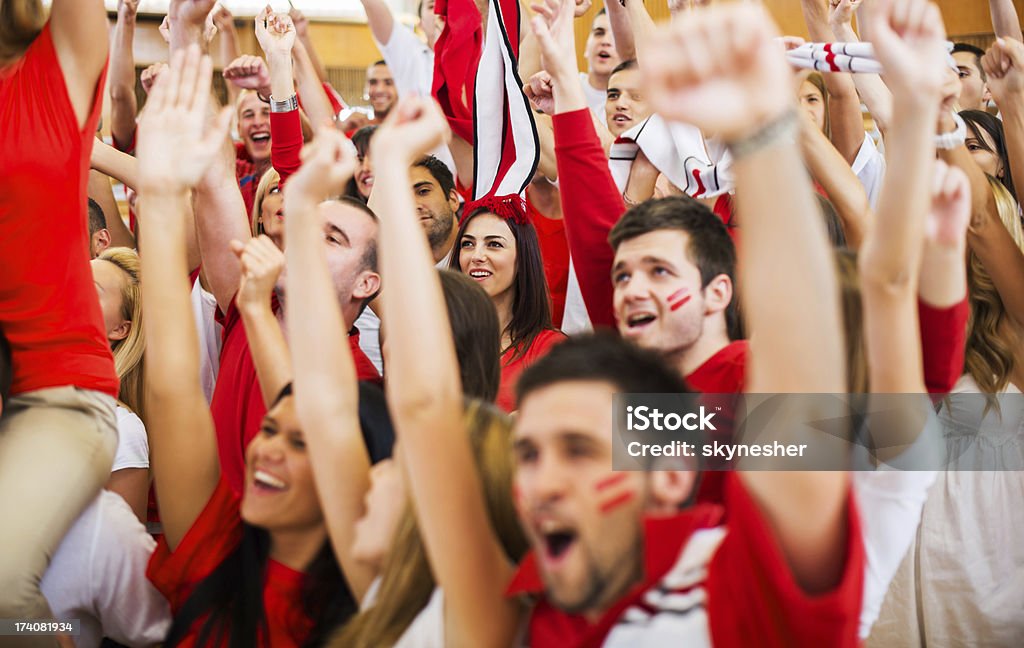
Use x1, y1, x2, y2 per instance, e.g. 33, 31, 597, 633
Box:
289, 6, 310, 39
371, 96, 452, 165
211, 5, 234, 32
231, 235, 285, 310
168, 0, 217, 26
530, 0, 578, 83
573, 0, 592, 18
925, 159, 971, 249
828, 0, 861, 32
141, 62, 169, 95
136, 46, 233, 191
982, 37, 1024, 104
668, 0, 712, 15
256, 6, 297, 58
524, 71, 556, 114
284, 128, 360, 209
867, 0, 948, 105
223, 54, 271, 92
643, 3, 793, 141
118, 0, 140, 18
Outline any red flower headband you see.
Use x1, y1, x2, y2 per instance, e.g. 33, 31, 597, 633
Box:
461, 193, 529, 226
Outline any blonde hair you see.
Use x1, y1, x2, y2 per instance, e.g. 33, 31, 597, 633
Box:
803, 72, 831, 140
251, 167, 281, 237
0, 0, 44, 64
331, 399, 528, 648
97, 248, 146, 422
835, 249, 869, 394
964, 176, 1024, 397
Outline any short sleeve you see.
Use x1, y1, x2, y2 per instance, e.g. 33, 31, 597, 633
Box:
113, 407, 150, 471
377, 23, 434, 98
851, 133, 885, 209
706, 474, 865, 648
146, 478, 243, 612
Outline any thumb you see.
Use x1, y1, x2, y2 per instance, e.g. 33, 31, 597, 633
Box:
229, 239, 246, 258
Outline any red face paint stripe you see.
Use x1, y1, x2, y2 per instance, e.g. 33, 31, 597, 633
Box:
595, 473, 630, 492
667, 288, 688, 303
599, 490, 635, 514
670, 294, 692, 312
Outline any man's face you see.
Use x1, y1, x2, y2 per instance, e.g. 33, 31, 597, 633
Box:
612, 230, 712, 358
514, 380, 646, 613
366, 64, 397, 118
953, 51, 986, 111
410, 165, 458, 254
584, 14, 620, 82
605, 68, 650, 137
237, 93, 272, 162
277, 201, 380, 324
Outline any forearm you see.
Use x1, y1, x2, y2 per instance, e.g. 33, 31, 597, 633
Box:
990, 0, 1024, 42
831, 22, 893, 134
110, 11, 139, 150
801, 123, 870, 249
237, 303, 292, 407
800, 0, 836, 43
217, 20, 241, 67
606, 0, 636, 62
360, 0, 396, 45
92, 139, 139, 190
999, 103, 1024, 207
88, 170, 136, 249
293, 41, 336, 131
623, 1, 657, 67
299, 34, 328, 83
268, 51, 295, 101
825, 74, 867, 165
195, 155, 251, 312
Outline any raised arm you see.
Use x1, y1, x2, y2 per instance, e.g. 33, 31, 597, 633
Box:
87, 166, 136, 249
49, 0, 109, 130
212, 6, 243, 105
830, 0, 894, 135
136, 46, 233, 551
622, 0, 658, 68
531, 0, 623, 329
372, 97, 521, 647
110, 1, 140, 151
983, 38, 1024, 215
167, 0, 217, 54
990, 0, 1023, 42
290, 6, 329, 83
604, 0, 636, 62
282, 129, 376, 603
647, 3, 847, 592
256, 9, 304, 183
293, 39, 336, 132
801, 0, 868, 164
91, 139, 139, 191
359, 0, 397, 45
857, 0, 949, 394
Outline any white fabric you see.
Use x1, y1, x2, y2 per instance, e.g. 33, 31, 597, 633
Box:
609, 115, 731, 199
358, 253, 453, 374
40, 491, 171, 648
191, 277, 222, 403
113, 406, 149, 471
581, 72, 606, 125
851, 132, 886, 209
560, 259, 593, 335
361, 579, 447, 647
867, 375, 1024, 646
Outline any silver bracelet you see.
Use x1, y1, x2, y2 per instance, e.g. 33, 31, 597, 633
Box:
934, 112, 966, 150
725, 109, 800, 160
270, 94, 299, 113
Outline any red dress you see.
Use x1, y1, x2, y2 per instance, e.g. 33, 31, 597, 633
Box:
496, 329, 565, 412
0, 23, 119, 398
526, 194, 570, 328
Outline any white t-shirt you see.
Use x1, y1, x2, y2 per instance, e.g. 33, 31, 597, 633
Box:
561, 259, 593, 336
362, 578, 446, 647
580, 72, 606, 125
113, 406, 149, 472
191, 277, 222, 403
40, 491, 171, 648
852, 132, 885, 209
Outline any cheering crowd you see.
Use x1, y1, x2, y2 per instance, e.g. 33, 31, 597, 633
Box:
1, 0, 1022, 645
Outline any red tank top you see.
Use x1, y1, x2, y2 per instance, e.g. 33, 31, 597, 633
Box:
0, 24, 119, 397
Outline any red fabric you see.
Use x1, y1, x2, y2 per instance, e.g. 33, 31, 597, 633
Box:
0, 24, 119, 398
527, 195, 569, 328
147, 478, 314, 647
432, 0, 482, 142
711, 194, 740, 248
552, 109, 624, 331
685, 341, 748, 394
509, 473, 864, 648
211, 297, 382, 494
496, 329, 565, 412
919, 296, 969, 398
236, 142, 266, 216
270, 110, 303, 187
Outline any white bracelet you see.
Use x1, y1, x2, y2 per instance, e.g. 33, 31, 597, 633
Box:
270, 94, 299, 114
934, 112, 966, 150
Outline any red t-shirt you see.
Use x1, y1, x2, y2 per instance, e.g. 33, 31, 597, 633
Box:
147, 478, 313, 647
685, 341, 748, 394
496, 329, 566, 412
212, 297, 382, 494
236, 143, 268, 216
507, 473, 864, 648
526, 194, 570, 328
0, 24, 119, 398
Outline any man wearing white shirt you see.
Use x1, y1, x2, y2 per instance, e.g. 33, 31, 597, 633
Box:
580, 9, 622, 123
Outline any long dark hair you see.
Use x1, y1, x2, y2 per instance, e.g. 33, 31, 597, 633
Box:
344, 125, 377, 203
961, 109, 1017, 202
439, 269, 502, 402
448, 209, 553, 363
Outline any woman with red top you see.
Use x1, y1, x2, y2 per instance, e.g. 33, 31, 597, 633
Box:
0, 0, 121, 625
449, 198, 565, 412
136, 46, 383, 647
